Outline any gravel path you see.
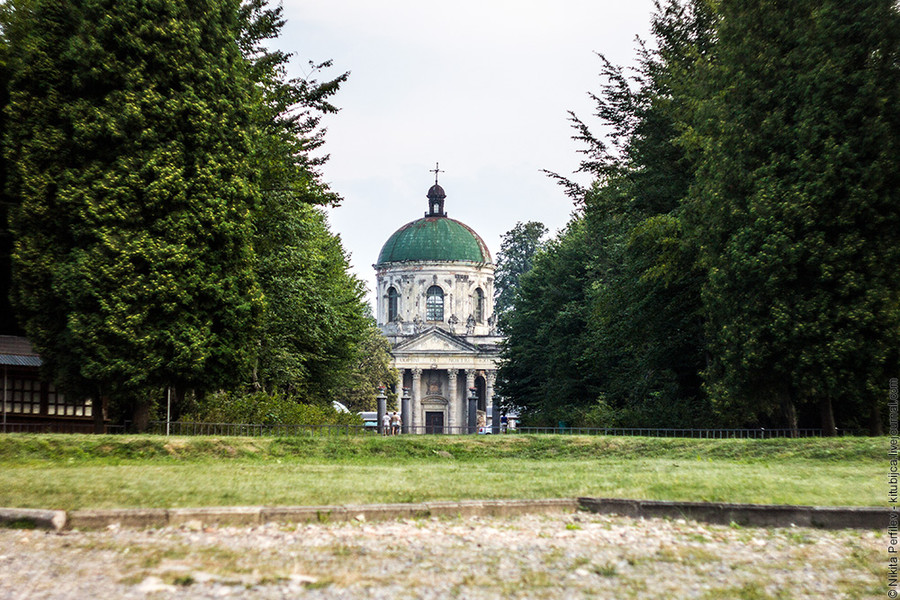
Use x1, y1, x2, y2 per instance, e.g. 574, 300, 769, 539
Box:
0, 512, 882, 599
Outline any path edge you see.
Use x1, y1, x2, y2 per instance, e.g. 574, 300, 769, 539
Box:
0, 498, 888, 531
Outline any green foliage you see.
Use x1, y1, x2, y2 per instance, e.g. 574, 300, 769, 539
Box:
238, 1, 382, 408
576, 1, 714, 428
494, 220, 547, 321
239, 0, 346, 207
0, 12, 15, 336
329, 318, 398, 412
503, 1, 712, 428
183, 390, 362, 427
4, 0, 263, 404
687, 0, 900, 431
0, 0, 389, 422
252, 199, 371, 402
504, 0, 898, 433
497, 219, 598, 425
583, 181, 709, 429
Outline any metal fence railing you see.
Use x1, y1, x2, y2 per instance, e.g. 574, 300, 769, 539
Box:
145, 421, 370, 437
143, 423, 864, 438
514, 427, 864, 438
0, 422, 126, 434
0, 421, 867, 438
143, 423, 509, 436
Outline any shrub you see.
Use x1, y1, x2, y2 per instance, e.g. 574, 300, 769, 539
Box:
181, 390, 362, 427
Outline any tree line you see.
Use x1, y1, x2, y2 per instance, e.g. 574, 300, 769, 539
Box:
497, 0, 900, 435
0, 0, 395, 428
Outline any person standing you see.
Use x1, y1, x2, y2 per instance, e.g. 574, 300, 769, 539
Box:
390, 412, 400, 435
382, 412, 391, 436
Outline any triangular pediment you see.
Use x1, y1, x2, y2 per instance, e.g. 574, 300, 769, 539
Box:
392, 327, 479, 354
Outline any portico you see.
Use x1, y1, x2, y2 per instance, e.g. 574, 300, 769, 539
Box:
392, 332, 498, 433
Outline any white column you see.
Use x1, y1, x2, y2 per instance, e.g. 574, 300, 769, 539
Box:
465, 370, 476, 397
447, 368, 458, 434
411, 368, 422, 434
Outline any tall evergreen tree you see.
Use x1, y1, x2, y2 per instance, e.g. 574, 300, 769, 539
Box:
4, 0, 262, 415
688, 0, 900, 433
579, 2, 710, 426
238, 0, 346, 208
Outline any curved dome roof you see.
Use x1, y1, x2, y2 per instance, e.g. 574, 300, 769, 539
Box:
377, 217, 492, 265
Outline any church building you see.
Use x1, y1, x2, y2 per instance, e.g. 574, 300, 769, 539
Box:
374, 171, 502, 433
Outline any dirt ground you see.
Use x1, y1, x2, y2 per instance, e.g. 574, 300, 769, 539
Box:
0, 512, 883, 599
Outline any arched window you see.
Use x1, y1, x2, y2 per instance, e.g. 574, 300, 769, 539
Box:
426, 285, 444, 321
387, 287, 399, 322
474, 288, 484, 323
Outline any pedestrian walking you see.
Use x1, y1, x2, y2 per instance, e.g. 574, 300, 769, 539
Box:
390, 412, 400, 435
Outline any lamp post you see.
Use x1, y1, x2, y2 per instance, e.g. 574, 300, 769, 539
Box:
467, 387, 478, 434
401, 387, 410, 434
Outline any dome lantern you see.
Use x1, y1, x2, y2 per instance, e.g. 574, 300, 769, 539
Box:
426, 184, 446, 217
426, 162, 447, 217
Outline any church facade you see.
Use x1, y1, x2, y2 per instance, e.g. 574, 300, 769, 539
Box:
374, 177, 502, 433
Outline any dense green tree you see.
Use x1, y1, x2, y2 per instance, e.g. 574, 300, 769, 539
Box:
688, 0, 900, 433
2, 0, 388, 426
252, 197, 370, 401
507, 0, 712, 428
500, 0, 898, 434
493, 220, 547, 323
4, 0, 263, 423
580, 0, 714, 427
583, 186, 709, 428
239, 0, 346, 207
497, 218, 598, 425
239, 1, 386, 410
330, 318, 398, 412
0, 8, 14, 336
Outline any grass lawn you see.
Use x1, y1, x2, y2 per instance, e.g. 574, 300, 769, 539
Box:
0, 433, 884, 510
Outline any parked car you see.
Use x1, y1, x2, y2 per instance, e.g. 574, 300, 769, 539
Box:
359, 411, 378, 431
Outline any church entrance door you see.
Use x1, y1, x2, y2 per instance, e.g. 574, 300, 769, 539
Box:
425, 411, 444, 434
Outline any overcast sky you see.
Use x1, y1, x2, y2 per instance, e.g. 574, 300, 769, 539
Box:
277, 1, 657, 307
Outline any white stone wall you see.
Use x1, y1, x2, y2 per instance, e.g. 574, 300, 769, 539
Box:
375, 261, 496, 337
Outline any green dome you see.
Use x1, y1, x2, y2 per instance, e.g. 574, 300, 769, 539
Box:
377, 217, 492, 265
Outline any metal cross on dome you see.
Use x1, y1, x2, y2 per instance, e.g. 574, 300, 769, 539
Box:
430, 162, 444, 185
